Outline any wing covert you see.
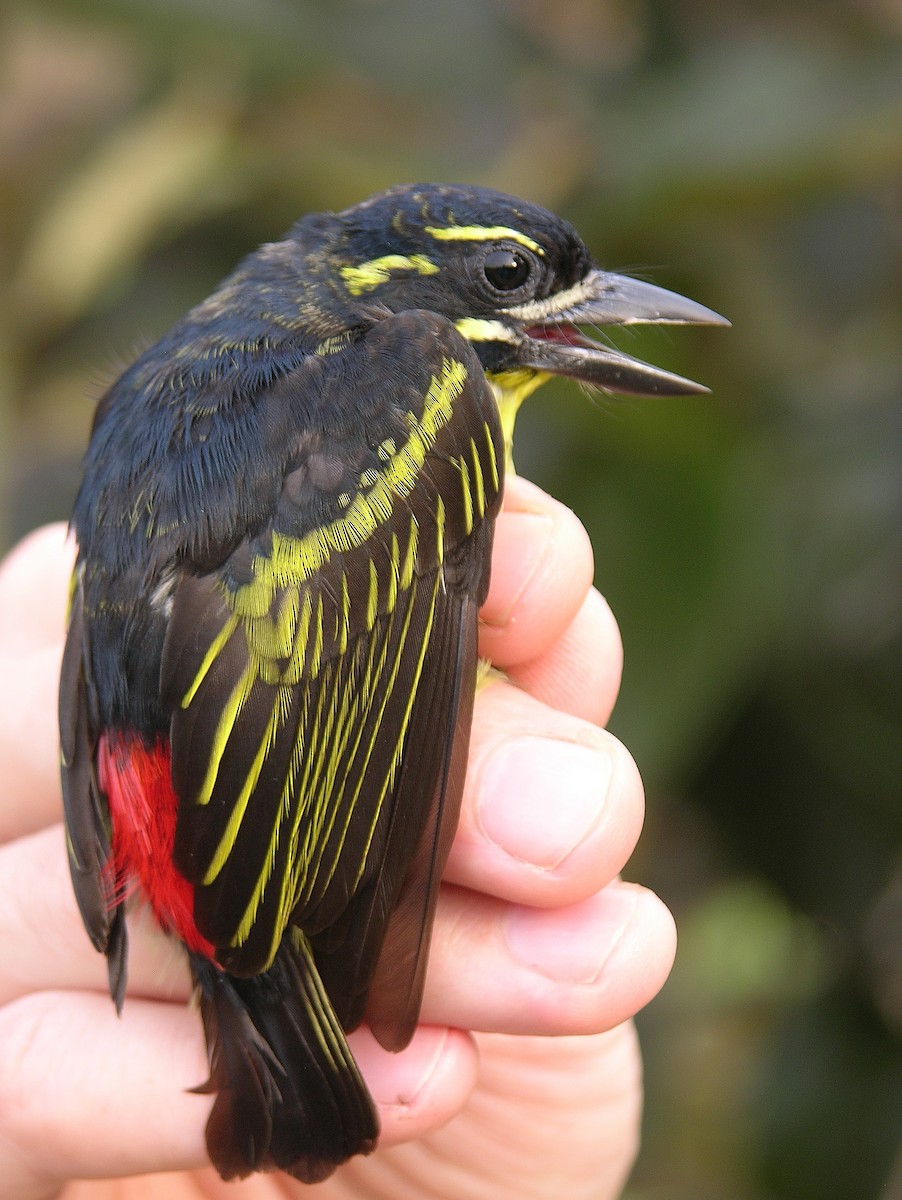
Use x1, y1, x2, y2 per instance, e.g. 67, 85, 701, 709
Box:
161, 312, 504, 1026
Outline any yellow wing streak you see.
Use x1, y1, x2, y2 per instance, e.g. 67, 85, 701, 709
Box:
203, 687, 285, 887
483, 420, 500, 493
181, 613, 240, 708
435, 494, 446, 563
308, 593, 325, 679
250, 587, 302, 662
295, 611, 380, 881
190, 352, 489, 958
272, 683, 320, 935
385, 532, 400, 613
195, 661, 258, 807
300, 642, 362, 860
469, 436, 486, 519
294, 599, 400, 904
290, 929, 368, 1079
277, 639, 364, 933
312, 574, 428, 901
314, 331, 354, 357
280, 589, 313, 687
399, 515, 418, 590
231, 656, 340, 952
229, 356, 467, 608
289, 570, 426, 915
339, 572, 351, 654
273, 691, 343, 931
457, 456, 473, 536
348, 568, 441, 893
366, 559, 379, 631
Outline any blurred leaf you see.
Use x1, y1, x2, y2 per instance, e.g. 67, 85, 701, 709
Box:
594, 35, 902, 216
13, 75, 242, 330
672, 878, 833, 1010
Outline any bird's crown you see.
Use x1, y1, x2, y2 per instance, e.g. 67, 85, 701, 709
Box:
308, 183, 594, 318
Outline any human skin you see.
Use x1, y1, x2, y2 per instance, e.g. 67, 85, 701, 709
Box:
0, 475, 677, 1200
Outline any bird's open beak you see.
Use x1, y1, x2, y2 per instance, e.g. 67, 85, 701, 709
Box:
505, 270, 730, 396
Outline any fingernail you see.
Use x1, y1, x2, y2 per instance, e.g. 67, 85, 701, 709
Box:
504, 888, 639, 983
370, 1028, 449, 1108
479, 736, 612, 869
480, 512, 554, 628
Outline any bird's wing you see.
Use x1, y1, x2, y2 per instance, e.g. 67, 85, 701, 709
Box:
59, 580, 128, 1007
160, 311, 504, 1046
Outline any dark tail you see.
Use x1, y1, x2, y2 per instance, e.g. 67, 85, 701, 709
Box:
190, 930, 379, 1183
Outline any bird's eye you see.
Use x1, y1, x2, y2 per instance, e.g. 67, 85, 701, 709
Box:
482, 248, 533, 292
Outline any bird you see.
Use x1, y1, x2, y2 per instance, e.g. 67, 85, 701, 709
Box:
59, 182, 728, 1182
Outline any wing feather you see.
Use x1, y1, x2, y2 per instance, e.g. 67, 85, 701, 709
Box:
314, 562, 483, 1043
59, 579, 128, 1007
162, 313, 504, 1038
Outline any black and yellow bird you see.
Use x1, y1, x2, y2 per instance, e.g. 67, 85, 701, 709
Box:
59, 183, 727, 1181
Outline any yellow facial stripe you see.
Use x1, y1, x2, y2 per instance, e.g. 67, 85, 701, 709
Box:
425, 224, 544, 255
340, 253, 438, 296
454, 317, 516, 343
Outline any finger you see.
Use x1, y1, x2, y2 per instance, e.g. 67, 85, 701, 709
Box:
3, 682, 645, 1003
0, 992, 477, 1193
2, 832, 673, 1106
424, 1023, 643, 1200
0, 992, 208, 1196
506, 586, 623, 727
420, 880, 676, 1037
0, 487, 609, 839
446, 679, 644, 906
0, 526, 72, 843
0, 826, 192, 1007
0, 525, 72, 653
479, 476, 594, 671
0, 483, 607, 839
0, 641, 63, 843
348, 1025, 479, 1151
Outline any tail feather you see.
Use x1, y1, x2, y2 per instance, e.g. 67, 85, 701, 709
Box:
191, 932, 379, 1183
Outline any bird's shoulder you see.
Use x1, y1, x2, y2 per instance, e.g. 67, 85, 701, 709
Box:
156, 307, 503, 685
77, 305, 496, 576
202, 309, 505, 646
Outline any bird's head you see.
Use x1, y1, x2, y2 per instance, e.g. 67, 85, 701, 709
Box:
304, 183, 728, 418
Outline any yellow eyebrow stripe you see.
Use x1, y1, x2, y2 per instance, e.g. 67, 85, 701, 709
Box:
340, 253, 438, 296
425, 225, 544, 255
454, 317, 516, 343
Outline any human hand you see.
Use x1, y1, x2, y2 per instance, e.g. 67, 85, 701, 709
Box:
0, 475, 676, 1199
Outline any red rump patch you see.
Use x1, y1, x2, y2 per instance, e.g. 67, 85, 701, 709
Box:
98, 734, 215, 958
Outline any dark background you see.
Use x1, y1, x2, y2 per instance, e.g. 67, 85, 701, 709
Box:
2, 3, 900, 1196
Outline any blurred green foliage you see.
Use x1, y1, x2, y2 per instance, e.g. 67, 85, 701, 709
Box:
2, 1, 900, 1196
